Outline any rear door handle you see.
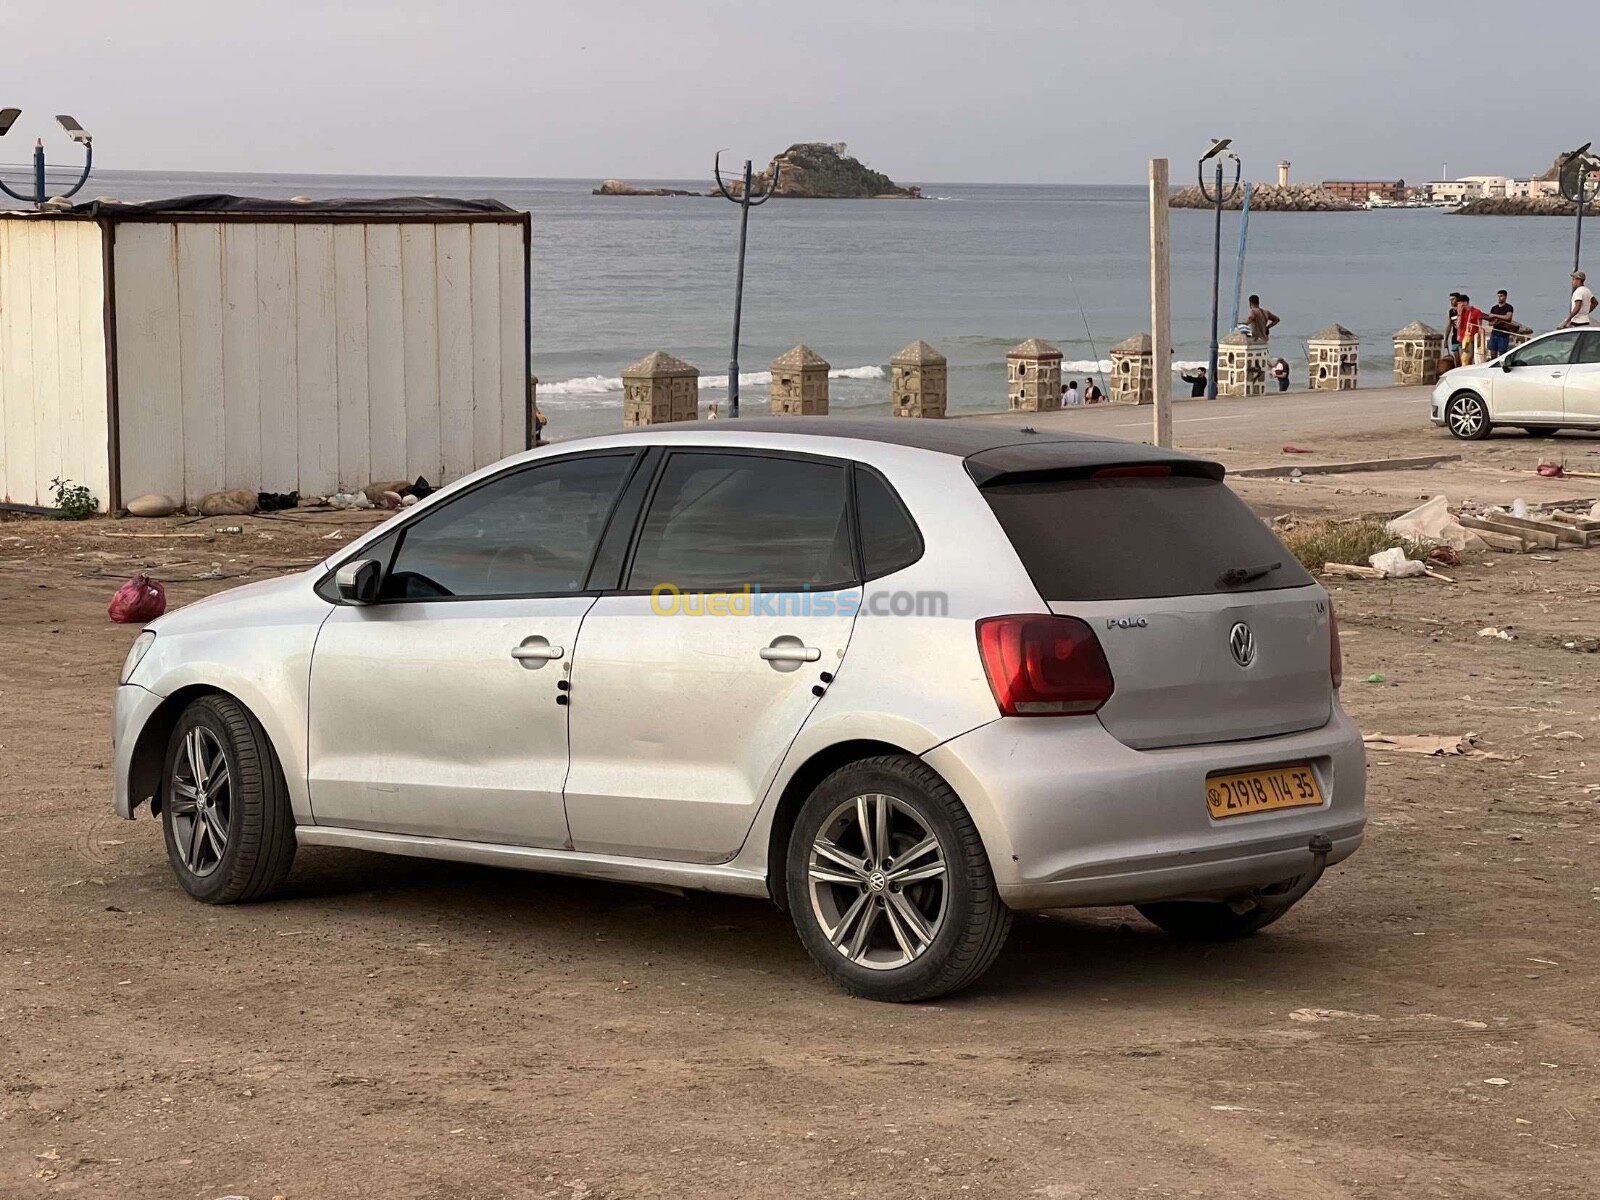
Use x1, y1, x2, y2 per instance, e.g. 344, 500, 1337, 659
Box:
1552, 371, 1566, 378
511, 636, 564, 667
760, 645, 821, 663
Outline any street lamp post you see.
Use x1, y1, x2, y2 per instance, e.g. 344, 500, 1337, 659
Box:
1559, 142, 1597, 274
1197, 138, 1241, 401
712, 152, 781, 418
0, 110, 94, 208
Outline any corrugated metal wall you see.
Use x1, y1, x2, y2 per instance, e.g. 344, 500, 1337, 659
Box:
0, 220, 110, 508
113, 220, 527, 504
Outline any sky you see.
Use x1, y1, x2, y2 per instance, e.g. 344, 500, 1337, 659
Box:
0, 0, 1587, 185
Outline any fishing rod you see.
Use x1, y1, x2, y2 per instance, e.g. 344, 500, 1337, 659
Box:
1065, 272, 1108, 399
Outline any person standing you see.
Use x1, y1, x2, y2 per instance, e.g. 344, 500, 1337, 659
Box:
1271, 357, 1290, 392
1245, 295, 1280, 342
1083, 378, 1103, 404
1445, 291, 1462, 363
1455, 294, 1484, 365
1561, 271, 1596, 327
1487, 290, 1515, 358
1180, 366, 1208, 397
1063, 379, 1081, 406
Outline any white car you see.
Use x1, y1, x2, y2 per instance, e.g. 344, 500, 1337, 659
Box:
1433, 327, 1600, 438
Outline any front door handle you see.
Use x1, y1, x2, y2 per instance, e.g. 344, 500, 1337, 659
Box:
511, 636, 564, 668
760, 636, 822, 672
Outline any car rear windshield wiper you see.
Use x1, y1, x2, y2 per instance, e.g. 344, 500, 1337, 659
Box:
1217, 561, 1282, 588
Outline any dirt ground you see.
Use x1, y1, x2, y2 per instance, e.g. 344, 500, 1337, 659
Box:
3, 443, 1599, 1199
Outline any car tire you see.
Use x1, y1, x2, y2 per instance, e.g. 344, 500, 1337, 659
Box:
1444, 392, 1492, 440
785, 755, 1011, 1002
161, 694, 296, 904
1135, 892, 1301, 940
1522, 426, 1559, 437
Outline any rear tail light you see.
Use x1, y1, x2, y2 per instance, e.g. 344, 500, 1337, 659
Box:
976, 615, 1116, 716
1329, 606, 1344, 689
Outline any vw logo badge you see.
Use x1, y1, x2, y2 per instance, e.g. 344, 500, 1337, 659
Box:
1228, 622, 1257, 668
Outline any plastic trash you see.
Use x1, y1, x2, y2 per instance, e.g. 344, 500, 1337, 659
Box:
1363, 673, 1386, 684
109, 574, 167, 624
1511, 498, 1529, 519
1384, 495, 1486, 551
327, 491, 375, 510
1369, 547, 1427, 578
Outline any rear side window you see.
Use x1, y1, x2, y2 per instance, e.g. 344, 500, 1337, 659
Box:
855, 467, 923, 579
981, 476, 1314, 601
627, 452, 854, 592
1577, 331, 1600, 365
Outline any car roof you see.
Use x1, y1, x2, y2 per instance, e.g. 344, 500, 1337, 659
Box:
603, 417, 1223, 480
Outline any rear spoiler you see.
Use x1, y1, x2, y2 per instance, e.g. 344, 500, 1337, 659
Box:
964, 441, 1225, 488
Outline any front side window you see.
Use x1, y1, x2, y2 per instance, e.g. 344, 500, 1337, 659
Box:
382, 453, 634, 599
1511, 333, 1579, 368
1574, 331, 1600, 365
627, 452, 853, 592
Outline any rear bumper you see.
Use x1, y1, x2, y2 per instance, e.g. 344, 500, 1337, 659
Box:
922, 708, 1366, 911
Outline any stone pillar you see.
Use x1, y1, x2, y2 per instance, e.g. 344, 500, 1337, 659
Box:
1006, 338, 1062, 412
1307, 324, 1360, 390
1393, 321, 1443, 386
1108, 333, 1154, 405
1218, 331, 1267, 397
622, 351, 699, 426
891, 340, 947, 418
1278, 161, 1291, 187
770, 345, 830, 415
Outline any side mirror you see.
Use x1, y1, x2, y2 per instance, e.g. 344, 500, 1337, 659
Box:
1501, 357, 1515, 372
335, 559, 383, 604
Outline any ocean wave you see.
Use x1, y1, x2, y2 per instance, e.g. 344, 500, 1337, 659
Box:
541, 364, 885, 399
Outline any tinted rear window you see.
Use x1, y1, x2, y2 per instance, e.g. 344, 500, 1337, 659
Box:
981, 476, 1314, 601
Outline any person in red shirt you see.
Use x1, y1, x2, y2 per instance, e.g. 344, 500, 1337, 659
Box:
1455, 294, 1485, 365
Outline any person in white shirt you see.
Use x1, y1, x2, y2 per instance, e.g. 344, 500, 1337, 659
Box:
1561, 270, 1596, 327
1063, 379, 1081, 406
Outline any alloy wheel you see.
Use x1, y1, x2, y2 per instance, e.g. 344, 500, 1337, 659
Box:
807, 792, 949, 970
1447, 395, 1485, 438
168, 727, 231, 877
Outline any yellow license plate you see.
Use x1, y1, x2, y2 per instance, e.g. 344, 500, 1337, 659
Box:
1206, 764, 1323, 820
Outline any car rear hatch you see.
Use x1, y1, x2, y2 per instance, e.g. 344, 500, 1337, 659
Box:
969, 447, 1332, 750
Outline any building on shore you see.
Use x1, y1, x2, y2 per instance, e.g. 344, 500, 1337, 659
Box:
1421, 175, 1562, 203
1321, 179, 1405, 203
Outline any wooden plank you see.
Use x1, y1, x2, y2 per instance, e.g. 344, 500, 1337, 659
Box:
1322, 562, 1384, 579
332, 225, 371, 493
30, 217, 64, 504
53, 224, 86, 501
468, 224, 503, 471
1469, 527, 1529, 553
498, 224, 526, 456
435, 223, 473, 482
1545, 512, 1600, 531
74, 223, 111, 508
400, 224, 440, 482
255, 224, 299, 493
294, 224, 340, 497
1459, 514, 1558, 549
176, 223, 226, 501
1234, 454, 1461, 479
1149, 157, 1172, 446
0, 224, 20, 503
2, 225, 41, 503
221, 223, 262, 493
1475, 511, 1590, 547
364, 225, 406, 482
113, 224, 185, 502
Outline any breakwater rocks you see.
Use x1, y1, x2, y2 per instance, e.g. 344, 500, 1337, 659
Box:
1456, 196, 1600, 216
593, 180, 700, 197
1170, 184, 1360, 212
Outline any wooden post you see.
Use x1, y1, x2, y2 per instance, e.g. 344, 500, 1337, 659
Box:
1149, 158, 1173, 448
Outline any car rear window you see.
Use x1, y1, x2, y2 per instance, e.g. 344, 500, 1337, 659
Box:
980, 475, 1314, 601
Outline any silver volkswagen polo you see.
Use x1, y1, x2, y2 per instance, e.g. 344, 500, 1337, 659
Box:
112, 420, 1365, 1002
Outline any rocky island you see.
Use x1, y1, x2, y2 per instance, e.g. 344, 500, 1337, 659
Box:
1170, 183, 1360, 212
593, 142, 921, 200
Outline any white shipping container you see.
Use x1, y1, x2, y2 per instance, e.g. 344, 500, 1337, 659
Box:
0, 199, 531, 511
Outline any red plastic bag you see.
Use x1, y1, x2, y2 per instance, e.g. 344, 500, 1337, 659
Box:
109, 574, 167, 624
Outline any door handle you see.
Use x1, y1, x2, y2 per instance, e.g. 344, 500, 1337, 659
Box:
511, 636, 564, 667
760, 638, 821, 665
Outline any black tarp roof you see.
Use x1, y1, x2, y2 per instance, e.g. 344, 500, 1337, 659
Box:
63, 194, 519, 217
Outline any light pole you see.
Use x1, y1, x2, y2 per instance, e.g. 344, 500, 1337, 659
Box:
1559, 142, 1597, 274
0, 110, 94, 208
1197, 138, 1241, 400
712, 151, 781, 418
